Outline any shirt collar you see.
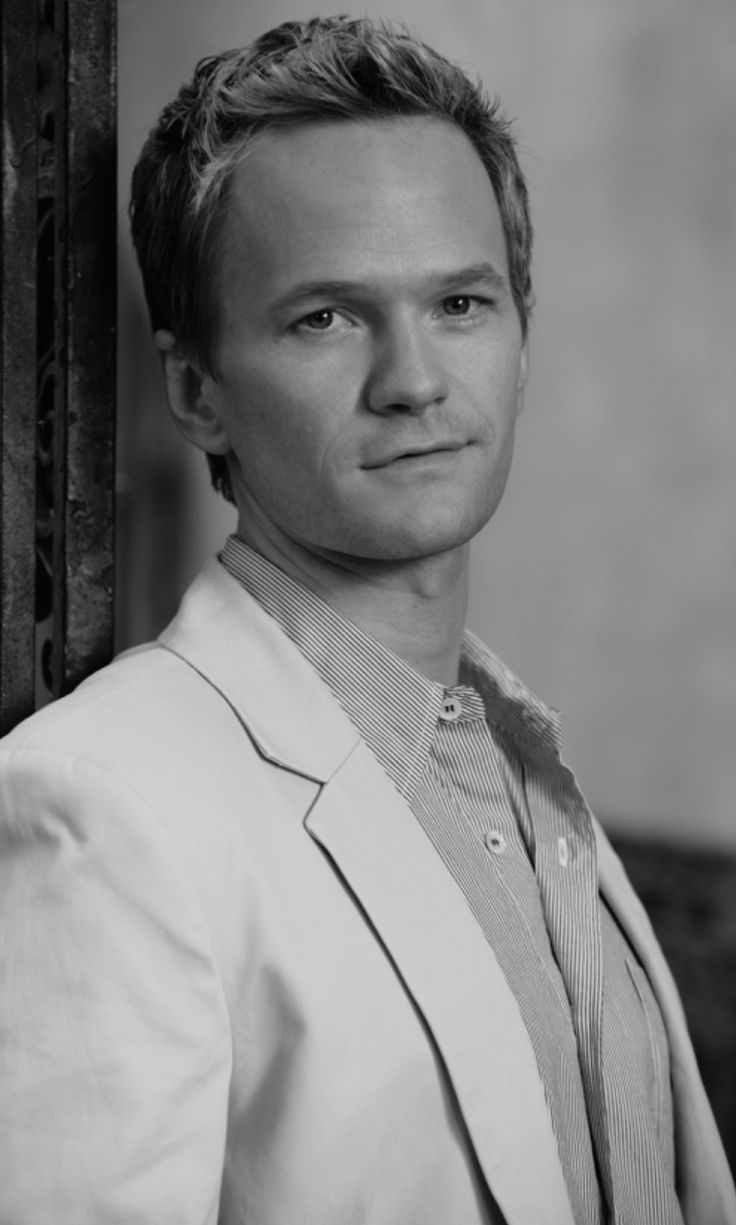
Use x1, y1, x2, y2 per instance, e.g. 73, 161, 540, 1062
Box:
460, 631, 563, 760
219, 536, 563, 793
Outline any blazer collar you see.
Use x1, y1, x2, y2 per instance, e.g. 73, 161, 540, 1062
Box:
307, 741, 576, 1225
158, 558, 360, 782
159, 558, 576, 1225
596, 827, 736, 1223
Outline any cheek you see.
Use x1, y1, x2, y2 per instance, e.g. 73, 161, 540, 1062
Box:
219, 369, 293, 455
222, 370, 345, 492
478, 358, 525, 434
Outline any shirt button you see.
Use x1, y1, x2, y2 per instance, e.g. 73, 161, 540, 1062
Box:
440, 696, 462, 722
484, 830, 507, 855
558, 836, 570, 868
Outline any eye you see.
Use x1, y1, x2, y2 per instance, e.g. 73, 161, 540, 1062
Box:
436, 294, 496, 326
297, 308, 337, 331
292, 307, 358, 337
442, 295, 474, 316
442, 294, 494, 319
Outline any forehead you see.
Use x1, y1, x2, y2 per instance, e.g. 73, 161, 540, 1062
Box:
217, 118, 508, 302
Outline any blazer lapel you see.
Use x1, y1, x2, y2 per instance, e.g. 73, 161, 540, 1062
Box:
596, 827, 736, 1223
158, 560, 358, 782
161, 559, 575, 1224
307, 743, 575, 1225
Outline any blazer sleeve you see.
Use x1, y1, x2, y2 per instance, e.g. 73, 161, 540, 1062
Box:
0, 746, 232, 1225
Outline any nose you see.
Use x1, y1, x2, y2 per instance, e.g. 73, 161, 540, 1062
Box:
364, 318, 450, 415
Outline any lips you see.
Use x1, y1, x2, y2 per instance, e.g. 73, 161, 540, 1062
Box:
362, 441, 466, 469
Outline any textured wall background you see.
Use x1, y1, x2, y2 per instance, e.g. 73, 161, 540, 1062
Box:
118, 0, 736, 848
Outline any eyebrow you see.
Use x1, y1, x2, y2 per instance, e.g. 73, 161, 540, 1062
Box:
271, 262, 509, 311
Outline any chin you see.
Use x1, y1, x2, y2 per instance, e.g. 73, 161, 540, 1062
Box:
335, 510, 492, 563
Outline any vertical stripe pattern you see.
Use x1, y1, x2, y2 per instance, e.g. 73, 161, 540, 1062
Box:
221, 537, 684, 1225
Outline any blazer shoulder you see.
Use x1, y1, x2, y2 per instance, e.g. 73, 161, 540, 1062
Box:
0, 640, 237, 758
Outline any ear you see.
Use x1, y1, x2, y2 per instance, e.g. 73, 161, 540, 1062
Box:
515, 339, 529, 418
154, 330, 231, 456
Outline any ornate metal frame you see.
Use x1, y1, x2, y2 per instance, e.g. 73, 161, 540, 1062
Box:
1, 0, 116, 733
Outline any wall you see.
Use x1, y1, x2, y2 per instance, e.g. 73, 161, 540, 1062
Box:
118, 0, 736, 847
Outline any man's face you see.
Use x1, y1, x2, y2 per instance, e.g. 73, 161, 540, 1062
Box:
201, 117, 528, 563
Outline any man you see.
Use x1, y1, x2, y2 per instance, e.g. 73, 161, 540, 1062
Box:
0, 15, 733, 1225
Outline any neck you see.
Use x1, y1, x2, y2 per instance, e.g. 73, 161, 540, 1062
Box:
235, 514, 469, 687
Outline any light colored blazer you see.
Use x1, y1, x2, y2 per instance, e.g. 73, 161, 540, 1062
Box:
0, 560, 733, 1225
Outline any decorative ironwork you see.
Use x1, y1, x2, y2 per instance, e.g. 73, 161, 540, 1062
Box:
1, 2, 37, 732
36, 0, 67, 701
0, 0, 116, 734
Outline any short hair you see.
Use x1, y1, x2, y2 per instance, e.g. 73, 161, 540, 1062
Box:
130, 15, 534, 504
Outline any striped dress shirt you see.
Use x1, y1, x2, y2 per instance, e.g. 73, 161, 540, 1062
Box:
221, 535, 684, 1225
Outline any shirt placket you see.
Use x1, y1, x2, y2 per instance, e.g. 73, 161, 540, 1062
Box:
429, 694, 604, 1225
525, 763, 613, 1213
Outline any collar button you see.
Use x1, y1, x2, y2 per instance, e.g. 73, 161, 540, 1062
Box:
440, 696, 462, 722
